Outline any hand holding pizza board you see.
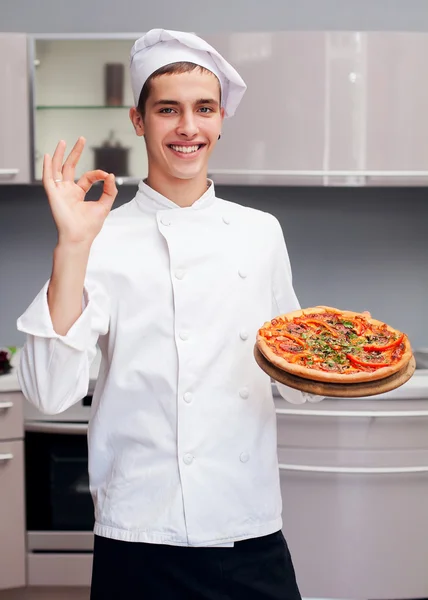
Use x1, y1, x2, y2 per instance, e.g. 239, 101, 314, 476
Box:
254, 306, 415, 398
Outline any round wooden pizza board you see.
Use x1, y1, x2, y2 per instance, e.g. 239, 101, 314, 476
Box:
254, 345, 416, 398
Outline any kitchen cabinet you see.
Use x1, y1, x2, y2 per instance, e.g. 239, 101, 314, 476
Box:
17, 31, 428, 187
205, 32, 328, 185
276, 395, 428, 599
205, 31, 428, 186
365, 33, 428, 185
206, 31, 369, 186
0, 394, 25, 591
0, 34, 31, 184
31, 35, 147, 183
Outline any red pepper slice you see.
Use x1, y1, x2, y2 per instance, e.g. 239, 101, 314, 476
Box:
363, 334, 404, 352
279, 332, 306, 347
346, 354, 391, 369
296, 319, 339, 338
288, 352, 310, 363
353, 320, 366, 336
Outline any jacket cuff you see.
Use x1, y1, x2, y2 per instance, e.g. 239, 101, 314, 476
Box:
16, 280, 93, 352
275, 382, 324, 404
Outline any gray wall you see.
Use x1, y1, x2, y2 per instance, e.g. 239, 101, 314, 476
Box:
1, 184, 427, 350
1, 0, 428, 34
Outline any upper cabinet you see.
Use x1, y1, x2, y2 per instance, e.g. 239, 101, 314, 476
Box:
365, 33, 428, 184
3, 32, 426, 187
31, 36, 148, 183
206, 32, 428, 186
0, 34, 31, 184
206, 32, 328, 185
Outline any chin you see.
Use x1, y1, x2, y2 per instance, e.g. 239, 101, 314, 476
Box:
168, 163, 207, 181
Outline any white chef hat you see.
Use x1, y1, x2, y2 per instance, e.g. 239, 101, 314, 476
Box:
130, 29, 247, 118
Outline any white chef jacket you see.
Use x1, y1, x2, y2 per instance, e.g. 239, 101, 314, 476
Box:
17, 180, 324, 548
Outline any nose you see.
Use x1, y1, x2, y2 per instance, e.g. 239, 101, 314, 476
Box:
176, 109, 199, 138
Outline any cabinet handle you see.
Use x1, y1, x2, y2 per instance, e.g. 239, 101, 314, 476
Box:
0, 169, 19, 176
208, 169, 428, 177
25, 421, 88, 434
0, 453, 13, 462
0, 401, 13, 410
279, 463, 428, 474
276, 408, 428, 418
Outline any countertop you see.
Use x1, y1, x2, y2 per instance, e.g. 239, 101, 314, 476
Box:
1, 348, 428, 400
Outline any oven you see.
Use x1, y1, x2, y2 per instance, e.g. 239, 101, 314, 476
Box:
24, 393, 95, 586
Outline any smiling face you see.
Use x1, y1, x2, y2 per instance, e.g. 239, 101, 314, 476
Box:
130, 67, 224, 184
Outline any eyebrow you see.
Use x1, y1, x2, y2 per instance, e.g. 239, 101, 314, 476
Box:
153, 98, 219, 108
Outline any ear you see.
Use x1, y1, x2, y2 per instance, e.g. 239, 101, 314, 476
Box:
129, 107, 145, 137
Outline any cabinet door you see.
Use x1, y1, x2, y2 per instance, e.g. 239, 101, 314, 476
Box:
205, 31, 428, 186
205, 32, 371, 186
205, 32, 328, 185
0, 34, 31, 184
365, 32, 428, 184
33, 38, 147, 182
0, 393, 23, 442
279, 449, 428, 599
0, 440, 26, 590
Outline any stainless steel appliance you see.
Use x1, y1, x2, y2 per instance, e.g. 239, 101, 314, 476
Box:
24, 392, 94, 586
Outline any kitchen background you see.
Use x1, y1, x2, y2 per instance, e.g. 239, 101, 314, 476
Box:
1, 2, 428, 599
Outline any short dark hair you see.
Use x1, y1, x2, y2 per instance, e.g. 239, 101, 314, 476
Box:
137, 61, 221, 119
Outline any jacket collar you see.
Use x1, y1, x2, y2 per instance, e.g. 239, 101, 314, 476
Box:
136, 178, 217, 213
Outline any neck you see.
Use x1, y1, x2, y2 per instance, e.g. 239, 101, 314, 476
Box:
145, 167, 210, 208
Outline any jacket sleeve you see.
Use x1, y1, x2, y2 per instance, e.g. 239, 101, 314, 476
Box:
16, 266, 110, 415
270, 216, 324, 405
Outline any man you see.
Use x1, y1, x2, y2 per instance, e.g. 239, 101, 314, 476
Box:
17, 29, 325, 599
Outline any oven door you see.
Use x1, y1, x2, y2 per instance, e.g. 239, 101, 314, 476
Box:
25, 421, 94, 554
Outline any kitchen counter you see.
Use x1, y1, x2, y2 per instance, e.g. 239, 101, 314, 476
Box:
2, 348, 428, 400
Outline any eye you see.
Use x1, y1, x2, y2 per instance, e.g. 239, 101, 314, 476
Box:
159, 108, 176, 114
198, 106, 214, 113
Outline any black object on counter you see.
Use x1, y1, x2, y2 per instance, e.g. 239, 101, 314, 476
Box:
0, 350, 11, 375
93, 130, 130, 177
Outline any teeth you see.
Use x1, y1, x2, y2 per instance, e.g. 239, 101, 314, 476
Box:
170, 145, 200, 154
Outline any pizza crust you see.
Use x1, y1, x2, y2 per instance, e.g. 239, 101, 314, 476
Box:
256, 306, 413, 384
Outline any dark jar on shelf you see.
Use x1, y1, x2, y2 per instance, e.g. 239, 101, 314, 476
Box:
104, 63, 124, 106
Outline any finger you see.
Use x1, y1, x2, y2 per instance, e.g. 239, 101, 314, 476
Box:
62, 137, 86, 181
98, 174, 118, 211
51, 140, 66, 181
42, 154, 56, 192
76, 170, 110, 194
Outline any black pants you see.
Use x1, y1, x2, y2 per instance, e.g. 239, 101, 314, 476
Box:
90, 531, 302, 599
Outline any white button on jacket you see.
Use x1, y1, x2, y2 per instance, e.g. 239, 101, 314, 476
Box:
183, 392, 193, 404
17, 180, 323, 548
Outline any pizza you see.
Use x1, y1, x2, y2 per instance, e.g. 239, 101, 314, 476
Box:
257, 306, 413, 383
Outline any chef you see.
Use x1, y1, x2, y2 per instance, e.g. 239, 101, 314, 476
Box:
17, 29, 325, 599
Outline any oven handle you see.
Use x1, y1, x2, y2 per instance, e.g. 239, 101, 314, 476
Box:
279, 464, 428, 474
0, 453, 13, 462
25, 421, 88, 434
0, 169, 19, 176
276, 408, 428, 418
0, 401, 14, 410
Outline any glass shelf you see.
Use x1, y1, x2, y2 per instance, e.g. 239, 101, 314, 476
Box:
36, 105, 132, 110
32, 38, 147, 181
